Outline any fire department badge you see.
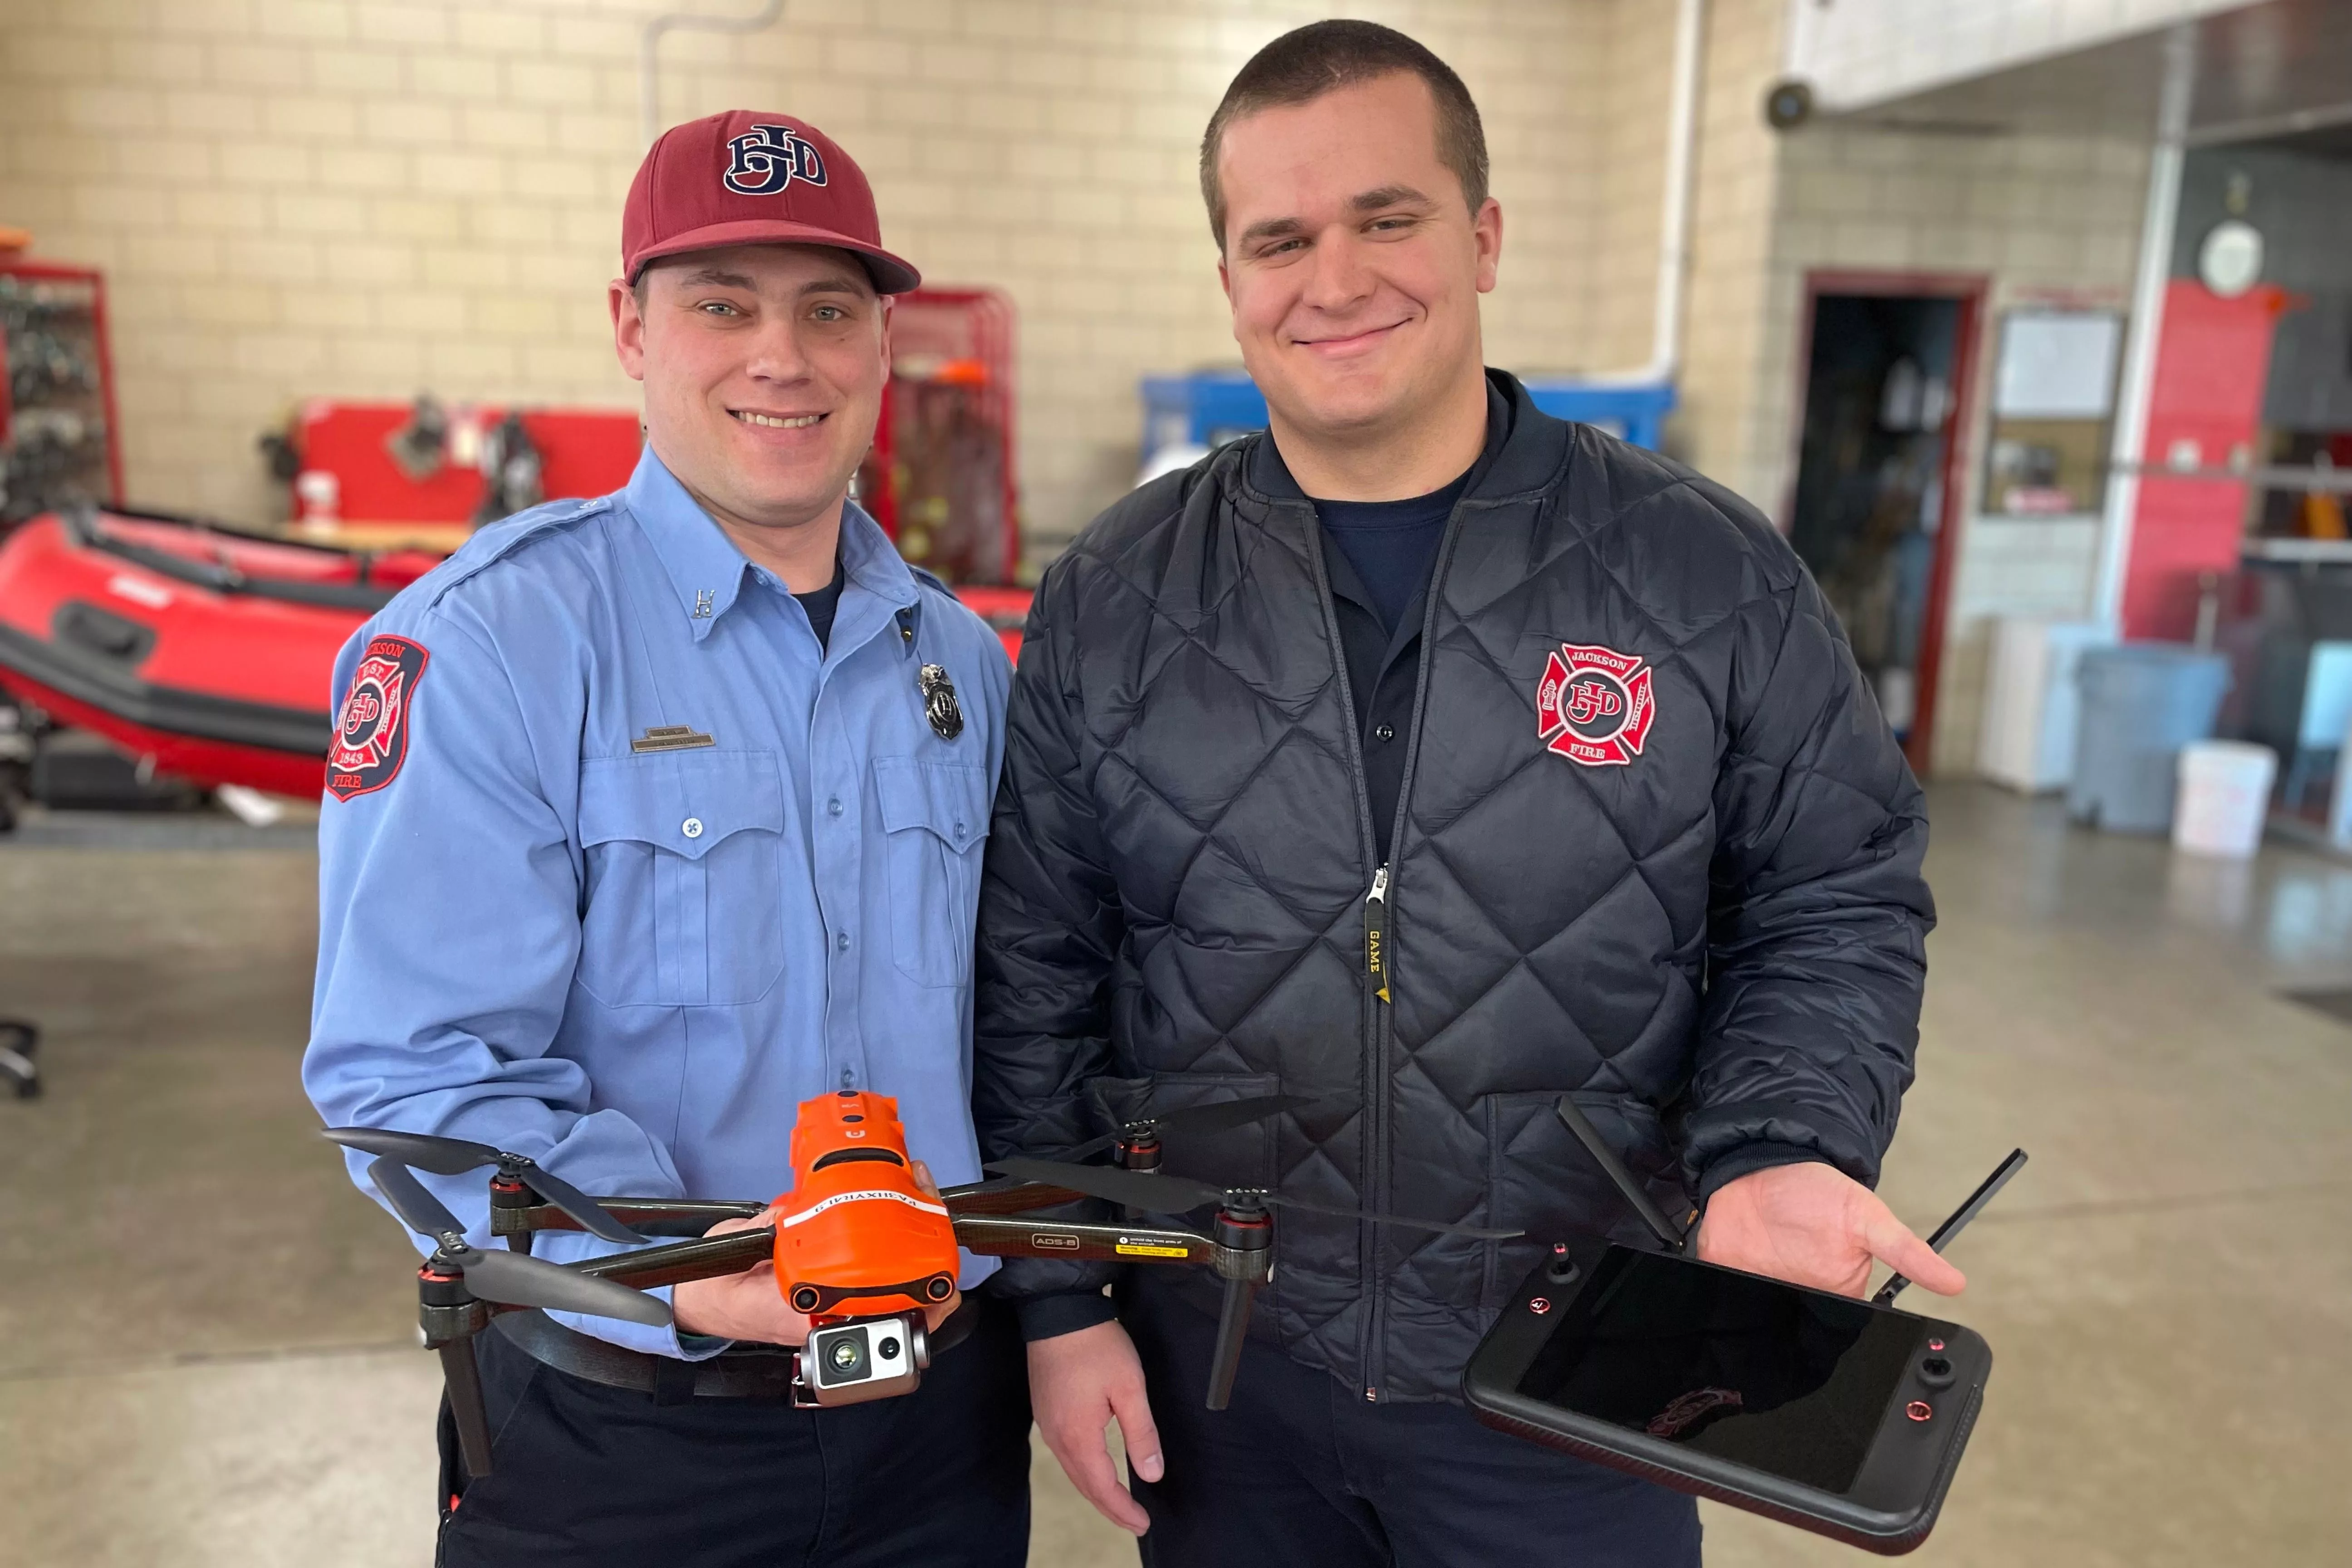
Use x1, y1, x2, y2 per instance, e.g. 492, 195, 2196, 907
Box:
1535, 641, 1656, 768
327, 634, 429, 802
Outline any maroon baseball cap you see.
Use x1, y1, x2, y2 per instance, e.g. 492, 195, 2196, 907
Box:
622, 111, 920, 295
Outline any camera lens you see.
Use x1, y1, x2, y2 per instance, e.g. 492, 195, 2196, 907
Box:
877, 1336, 901, 1361
818, 1328, 868, 1385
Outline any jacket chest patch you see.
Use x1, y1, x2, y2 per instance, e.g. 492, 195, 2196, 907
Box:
1536, 642, 1656, 768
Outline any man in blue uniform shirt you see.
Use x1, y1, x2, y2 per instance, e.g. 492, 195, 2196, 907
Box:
304, 112, 1025, 1566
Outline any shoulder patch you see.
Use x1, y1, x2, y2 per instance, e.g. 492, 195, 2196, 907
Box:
327, 634, 429, 802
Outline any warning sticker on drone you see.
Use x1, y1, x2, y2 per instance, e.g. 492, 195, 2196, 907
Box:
1535, 641, 1656, 768
327, 634, 429, 802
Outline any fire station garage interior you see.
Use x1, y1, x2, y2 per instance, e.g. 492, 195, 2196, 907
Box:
5, 4, 2352, 1566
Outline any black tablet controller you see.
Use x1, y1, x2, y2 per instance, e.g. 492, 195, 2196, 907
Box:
1462, 1098, 2024, 1555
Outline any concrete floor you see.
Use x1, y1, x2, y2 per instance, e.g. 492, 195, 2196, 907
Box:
0, 783, 2347, 1566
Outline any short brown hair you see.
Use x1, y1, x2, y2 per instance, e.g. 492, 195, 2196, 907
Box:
1199, 20, 1490, 249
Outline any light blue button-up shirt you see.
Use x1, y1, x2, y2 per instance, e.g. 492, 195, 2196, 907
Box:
304, 448, 1009, 1357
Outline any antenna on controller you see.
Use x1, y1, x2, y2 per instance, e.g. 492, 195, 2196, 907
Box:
1554, 1095, 1690, 1254
1874, 1148, 2027, 1306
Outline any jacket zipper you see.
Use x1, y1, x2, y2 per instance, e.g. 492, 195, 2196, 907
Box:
1357, 486, 1477, 1403
1297, 505, 1387, 1401
1300, 469, 1482, 1404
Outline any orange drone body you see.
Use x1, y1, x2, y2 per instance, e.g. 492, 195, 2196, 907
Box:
771, 1090, 960, 1321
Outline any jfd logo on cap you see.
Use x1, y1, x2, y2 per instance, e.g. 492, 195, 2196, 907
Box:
723, 124, 828, 196
1536, 641, 1656, 768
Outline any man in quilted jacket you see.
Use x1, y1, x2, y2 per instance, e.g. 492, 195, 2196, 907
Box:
975, 21, 1958, 1565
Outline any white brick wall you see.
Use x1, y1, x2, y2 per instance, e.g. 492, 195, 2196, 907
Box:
2, 0, 2159, 772
0, 0, 1619, 552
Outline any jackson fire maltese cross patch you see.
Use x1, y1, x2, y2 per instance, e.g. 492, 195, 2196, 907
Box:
327, 634, 429, 802
1535, 641, 1656, 767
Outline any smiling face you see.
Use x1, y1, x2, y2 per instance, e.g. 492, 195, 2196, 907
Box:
610, 243, 889, 539
1216, 72, 1500, 455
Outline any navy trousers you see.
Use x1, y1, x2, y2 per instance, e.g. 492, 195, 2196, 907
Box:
435, 1297, 1030, 1568
1124, 1285, 1702, 1568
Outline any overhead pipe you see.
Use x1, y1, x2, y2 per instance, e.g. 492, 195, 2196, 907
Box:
1588, 0, 1707, 386
641, 0, 789, 148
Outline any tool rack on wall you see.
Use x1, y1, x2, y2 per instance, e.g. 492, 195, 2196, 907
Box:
858, 288, 1021, 586
0, 258, 123, 528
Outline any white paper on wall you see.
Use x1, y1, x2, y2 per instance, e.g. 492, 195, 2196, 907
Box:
1994, 311, 2124, 418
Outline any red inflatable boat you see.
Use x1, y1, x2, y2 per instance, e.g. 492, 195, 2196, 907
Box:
0, 505, 1032, 801
0, 508, 440, 797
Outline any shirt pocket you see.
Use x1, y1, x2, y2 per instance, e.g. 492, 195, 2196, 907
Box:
872, 755, 990, 988
576, 750, 786, 1008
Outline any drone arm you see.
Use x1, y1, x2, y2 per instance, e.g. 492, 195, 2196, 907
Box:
938, 1176, 1094, 1216
493, 1195, 767, 1240
952, 1213, 1220, 1265
570, 1226, 779, 1293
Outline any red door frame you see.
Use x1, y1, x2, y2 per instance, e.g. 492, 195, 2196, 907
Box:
1787, 269, 1989, 775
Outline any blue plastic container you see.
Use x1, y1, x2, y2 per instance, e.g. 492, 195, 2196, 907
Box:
2068, 644, 2234, 833
1139, 373, 1677, 455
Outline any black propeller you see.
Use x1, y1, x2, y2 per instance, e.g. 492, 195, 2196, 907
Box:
324, 1126, 645, 1243
984, 1156, 1521, 1240
367, 1157, 672, 1328
1064, 1093, 1320, 1162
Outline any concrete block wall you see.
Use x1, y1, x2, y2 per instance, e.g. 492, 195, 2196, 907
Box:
0, 0, 1619, 555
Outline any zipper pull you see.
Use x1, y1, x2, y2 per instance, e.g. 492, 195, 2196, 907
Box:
1364, 864, 1392, 1004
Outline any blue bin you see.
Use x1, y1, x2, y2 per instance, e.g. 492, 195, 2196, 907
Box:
1139, 373, 1677, 455
2068, 644, 2233, 833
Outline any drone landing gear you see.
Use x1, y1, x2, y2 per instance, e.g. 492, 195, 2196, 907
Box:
418, 1263, 497, 1479
1205, 1201, 1272, 1410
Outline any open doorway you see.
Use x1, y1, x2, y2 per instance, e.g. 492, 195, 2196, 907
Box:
1788, 274, 1984, 771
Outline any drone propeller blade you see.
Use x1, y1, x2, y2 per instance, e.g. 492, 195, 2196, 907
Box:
326, 1126, 502, 1177
1065, 1093, 1321, 1161
984, 1157, 1226, 1213
329, 1127, 644, 1244
458, 1249, 674, 1328
517, 1165, 646, 1245
1264, 1191, 1521, 1240
368, 1156, 468, 1243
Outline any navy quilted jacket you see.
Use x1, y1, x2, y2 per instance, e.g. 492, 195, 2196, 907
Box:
973, 373, 1934, 1403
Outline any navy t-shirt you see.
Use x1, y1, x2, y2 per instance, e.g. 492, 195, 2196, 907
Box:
794, 555, 845, 651
1313, 469, 1475, 635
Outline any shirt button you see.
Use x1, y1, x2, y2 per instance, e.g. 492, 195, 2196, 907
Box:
1374, 724, 1396, 742
836, 931, 851, 952
828, 798, 844, 818
681, 816, 704, 838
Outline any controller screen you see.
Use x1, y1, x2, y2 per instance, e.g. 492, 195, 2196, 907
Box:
1515, 1248, 1922, 1494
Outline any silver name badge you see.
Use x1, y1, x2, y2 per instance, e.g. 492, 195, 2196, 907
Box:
919, 664, 964, 741
632, 725, 716, 753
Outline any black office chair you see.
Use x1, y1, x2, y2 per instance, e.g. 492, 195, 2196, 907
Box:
0, 1019, 36, 1097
